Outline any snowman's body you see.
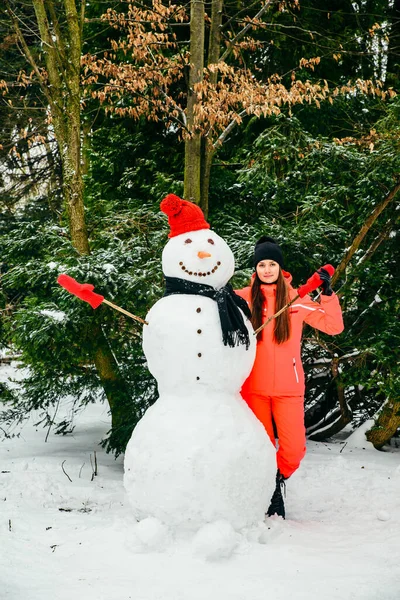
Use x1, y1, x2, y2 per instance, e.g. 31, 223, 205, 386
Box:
124, 220, 276, 535
143, 294, 253, 395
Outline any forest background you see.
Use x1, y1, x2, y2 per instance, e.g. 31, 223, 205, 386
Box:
0, 0, 399, 456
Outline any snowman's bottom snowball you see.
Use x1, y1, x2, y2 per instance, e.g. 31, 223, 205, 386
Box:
192, 520, 238, 560
124, 391, 277, 533
126, 518, 171, 553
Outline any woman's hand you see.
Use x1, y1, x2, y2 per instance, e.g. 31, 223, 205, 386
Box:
318, 267, 333, 296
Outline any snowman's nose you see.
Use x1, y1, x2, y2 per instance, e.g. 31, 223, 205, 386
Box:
198, 251, 212, 259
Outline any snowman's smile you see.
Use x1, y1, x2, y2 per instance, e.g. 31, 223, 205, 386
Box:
178, 260, 221, 278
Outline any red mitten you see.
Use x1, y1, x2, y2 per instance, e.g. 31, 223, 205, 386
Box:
297, 264, 335, 298
57, 274, 104, 309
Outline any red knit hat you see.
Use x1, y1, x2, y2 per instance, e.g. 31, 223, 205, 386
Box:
160, 194, 210, 238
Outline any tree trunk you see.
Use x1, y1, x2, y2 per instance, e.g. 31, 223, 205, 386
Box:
366, 399, 400, 449
62, 0, 90, 254
92, 326, 136, 452
386, 0, 400, 89
31, 0, 89, 254
184, 0, 205, 204
26, 0, 134, 451
199, 0, 223, 216
200, 142, 215, 217
61, 131, 90, 255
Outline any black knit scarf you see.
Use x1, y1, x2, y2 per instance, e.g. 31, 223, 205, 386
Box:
164, 276, 252, 350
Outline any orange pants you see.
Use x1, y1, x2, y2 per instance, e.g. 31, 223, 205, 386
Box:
244, 393, 306, 479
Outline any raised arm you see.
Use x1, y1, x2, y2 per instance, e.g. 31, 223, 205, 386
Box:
297, 292, 344, 335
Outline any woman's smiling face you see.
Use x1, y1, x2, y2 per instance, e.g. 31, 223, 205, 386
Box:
256, 260, 280, 283
162, 229, 235, 289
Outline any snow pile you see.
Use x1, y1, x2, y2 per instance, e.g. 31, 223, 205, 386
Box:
1, 387, 400, 600
344, 418, 376, 449
127, 517, 172, 553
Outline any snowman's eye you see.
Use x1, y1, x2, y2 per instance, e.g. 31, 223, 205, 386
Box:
184, 238, 192, 244
208, 239, 215, 245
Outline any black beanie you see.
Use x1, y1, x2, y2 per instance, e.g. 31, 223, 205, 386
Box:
253, 236, 284, 268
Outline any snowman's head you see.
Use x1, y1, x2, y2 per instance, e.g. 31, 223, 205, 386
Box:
160, 194, 235, 289
162, 228, 235, 289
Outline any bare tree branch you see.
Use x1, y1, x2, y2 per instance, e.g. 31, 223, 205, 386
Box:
332, 177, 400, 285
213, 108, 247, 149
219, 0, 275, 63
5, 0, 53, 108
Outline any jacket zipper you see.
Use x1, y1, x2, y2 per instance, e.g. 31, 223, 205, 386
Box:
293, 358, 299, 384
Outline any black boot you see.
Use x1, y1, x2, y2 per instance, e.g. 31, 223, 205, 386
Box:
266, 470, 286, 519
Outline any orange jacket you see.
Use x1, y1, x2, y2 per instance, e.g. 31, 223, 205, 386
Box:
236, 271, 344, 397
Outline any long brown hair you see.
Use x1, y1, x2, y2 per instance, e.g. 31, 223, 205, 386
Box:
251, 269, 291, 344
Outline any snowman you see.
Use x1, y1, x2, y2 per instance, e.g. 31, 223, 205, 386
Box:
124, 194, 276, 548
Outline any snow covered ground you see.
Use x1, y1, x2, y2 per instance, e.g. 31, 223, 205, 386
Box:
1, 362, 400, 600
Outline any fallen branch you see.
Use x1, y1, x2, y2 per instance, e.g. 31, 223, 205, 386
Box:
90, 451, 98, 481
61, 460, 72, 482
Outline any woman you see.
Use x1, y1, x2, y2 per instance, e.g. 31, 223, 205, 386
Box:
236, 236, 344, 518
